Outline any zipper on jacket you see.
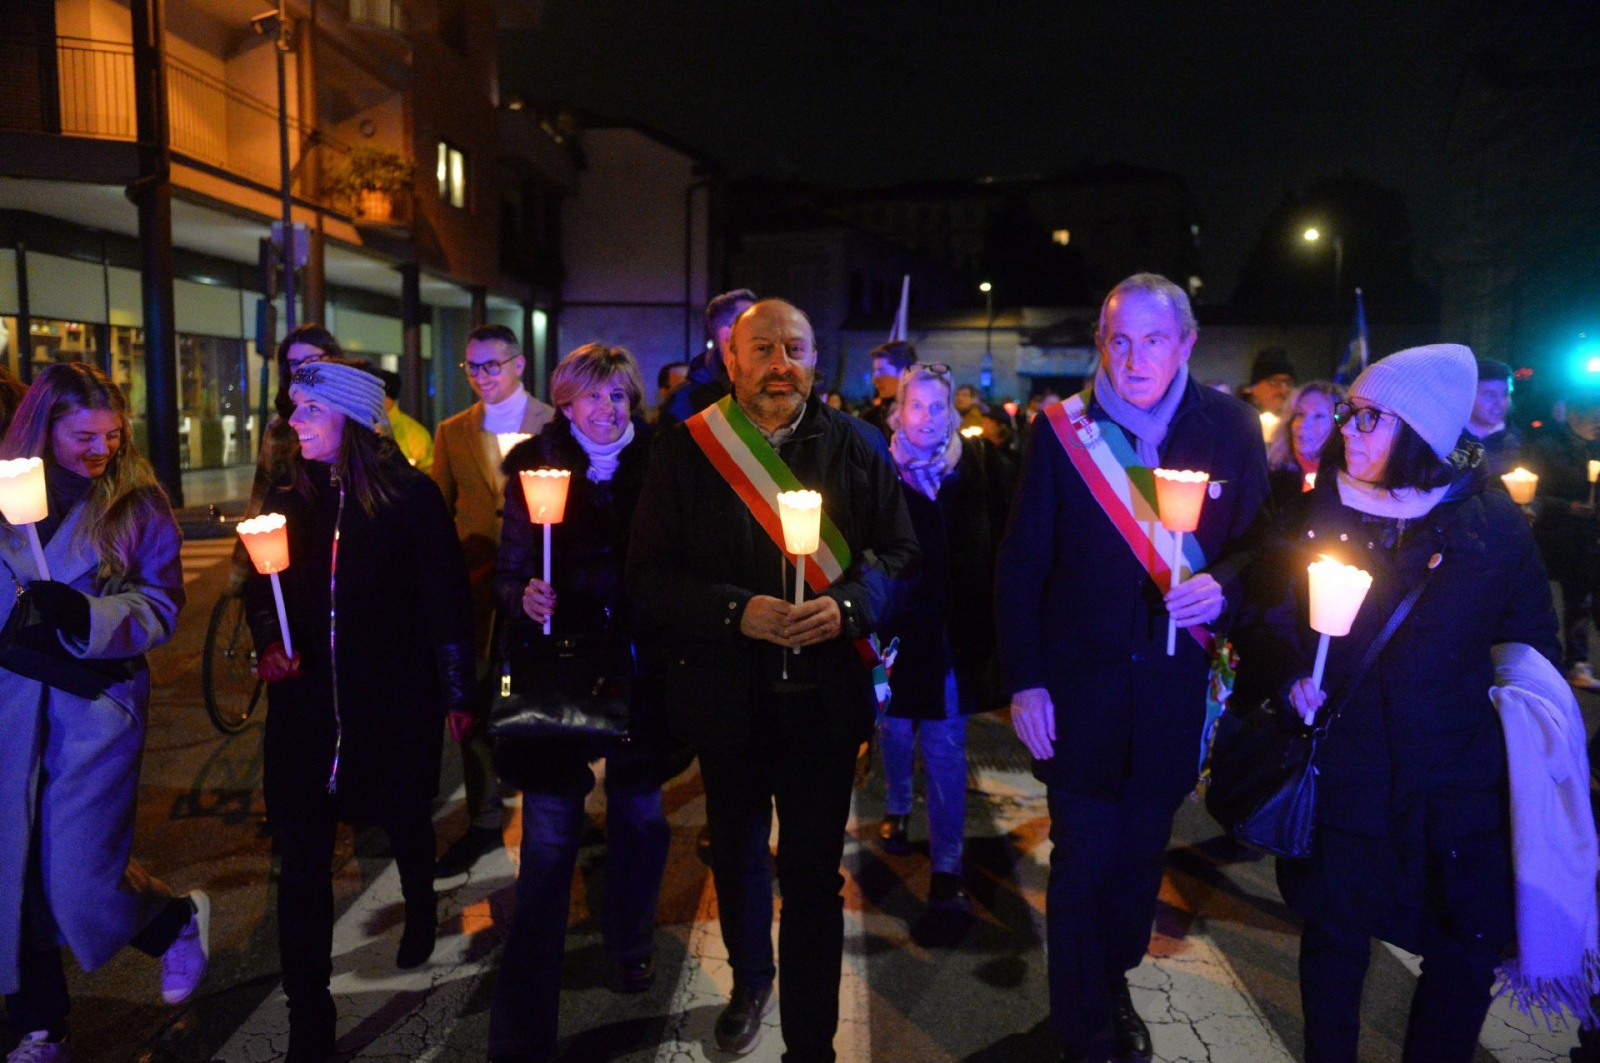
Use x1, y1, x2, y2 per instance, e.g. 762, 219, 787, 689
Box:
326, 471, 347, 793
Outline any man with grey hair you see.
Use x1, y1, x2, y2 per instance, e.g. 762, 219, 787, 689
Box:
997, 273, 1271, 1062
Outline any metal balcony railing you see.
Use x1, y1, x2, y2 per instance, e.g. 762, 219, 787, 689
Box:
56, 37, 136, 139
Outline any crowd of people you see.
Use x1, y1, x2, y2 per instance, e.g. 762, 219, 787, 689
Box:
0, 269, 1594, 1063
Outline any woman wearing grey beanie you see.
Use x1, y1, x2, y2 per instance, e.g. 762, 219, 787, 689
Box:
244, 357, 477, 1061
1233, 344, 1561, 1062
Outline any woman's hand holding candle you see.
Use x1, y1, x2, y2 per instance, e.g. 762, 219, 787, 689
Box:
521, 578, 556, 625
1287, 676, 1328, 725
257, 642, 301, 683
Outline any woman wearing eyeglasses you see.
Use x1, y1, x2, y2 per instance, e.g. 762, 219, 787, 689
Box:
875, 363, 1011, 910
1233, 345, 1560, 1062
1265, 380, 1345, 510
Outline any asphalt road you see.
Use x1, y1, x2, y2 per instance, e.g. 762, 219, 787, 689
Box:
3, 542, 1589, 1062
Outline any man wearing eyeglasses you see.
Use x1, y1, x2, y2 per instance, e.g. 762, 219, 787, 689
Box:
997, 273, 1271, 1063
430, 323, 555, 887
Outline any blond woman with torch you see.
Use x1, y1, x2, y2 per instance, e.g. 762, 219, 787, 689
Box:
247, 358, 474, 1061
0, 364, 206, 1059
1233, 345, 1569, 1062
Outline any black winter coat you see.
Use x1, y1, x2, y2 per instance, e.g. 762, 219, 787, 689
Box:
491, 416, 686, 795
995, 380, 1272, 802
1232, 462, 1560, 950
1524, 422, 1600, 583
627, 396, 921, 753
881, 437, 1012, 719
249, 456, 475, 822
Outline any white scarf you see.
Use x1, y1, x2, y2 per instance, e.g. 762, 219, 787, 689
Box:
1335, 471, 1449, 520
1487, 641, 1600, 1026
573, 420, 634, 482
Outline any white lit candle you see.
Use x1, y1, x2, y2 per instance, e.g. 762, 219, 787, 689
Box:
1304, 471, 1317, 491
1589, 460, 1598, 506
776, 489, 823, 674
1259, 410, 1280, 443
1306, 556, 1375, 691
237, 513, 293, 658
519, 469, 571, 635
1501, 467, 1538, 506
1154, 469, 1210, 656
496, 432, 531, 460
960, 425, 984, 439
0, 457, 51, 581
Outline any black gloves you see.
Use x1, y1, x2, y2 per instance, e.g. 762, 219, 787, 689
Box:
28, 580, 91, 641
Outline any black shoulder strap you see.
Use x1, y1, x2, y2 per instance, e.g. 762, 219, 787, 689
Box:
1316, 565, 1437, 736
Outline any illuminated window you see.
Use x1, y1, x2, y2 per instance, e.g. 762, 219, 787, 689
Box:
437, 142, 467, 209
1051, 228, 1070, 246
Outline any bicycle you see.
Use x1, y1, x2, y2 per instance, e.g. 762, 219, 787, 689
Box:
200, 505, 266, 734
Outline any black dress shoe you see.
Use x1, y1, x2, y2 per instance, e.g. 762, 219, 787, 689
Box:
610, 956, 655, 994
928, 872, 972, 912
286, 993, 336, 1062
714, 982, 774, 1055
879, 814, 911, 856
396, 898, 437, 969
1111, 982, 1152, 1061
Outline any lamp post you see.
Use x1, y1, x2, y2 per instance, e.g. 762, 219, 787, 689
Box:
1302, 226, 1344, 375
253, 3, 296, 334
979, 281, 995, 401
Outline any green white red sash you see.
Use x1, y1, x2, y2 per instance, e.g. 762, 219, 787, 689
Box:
685, 396, 851, 593
1044, 392, 1212, 651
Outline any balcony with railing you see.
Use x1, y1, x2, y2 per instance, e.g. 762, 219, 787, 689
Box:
4, 36, 413, 227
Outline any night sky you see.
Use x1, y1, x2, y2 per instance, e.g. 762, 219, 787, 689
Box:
502, 3, 1473, 299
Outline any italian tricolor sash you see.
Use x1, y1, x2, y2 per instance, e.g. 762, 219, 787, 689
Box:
685, 395, 851, 594
1044, 392, 1212, 651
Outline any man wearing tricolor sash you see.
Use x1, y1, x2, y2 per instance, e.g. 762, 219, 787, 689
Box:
996, 274, 1271, 1063
628, 299, 918, 1062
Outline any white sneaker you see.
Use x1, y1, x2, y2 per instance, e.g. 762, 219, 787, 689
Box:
161, 889, 210, 1004
1568, 663, 1600, 690
6, 1031, 71, 1062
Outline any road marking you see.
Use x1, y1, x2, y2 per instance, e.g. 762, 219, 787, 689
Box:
181, 539, 237, 585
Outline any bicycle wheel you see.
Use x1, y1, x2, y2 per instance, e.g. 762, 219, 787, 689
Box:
203, 590, 264, 734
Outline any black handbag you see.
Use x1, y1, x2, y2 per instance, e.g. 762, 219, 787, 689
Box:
1207, 566, 1436, 859
0, 585, 141, 699
488, 625, 634, 742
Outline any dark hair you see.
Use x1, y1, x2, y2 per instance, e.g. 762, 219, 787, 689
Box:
376, 367, 403, 402
0, 363, 26, 438
285, 356, 407, 516
1476, 358, 1513, 385
1323, 417, 1455, 492
275, 324, 344, 420
467, 323, 520, 350
706, 289, 757, 337
870, 340, 918, 373
656, 360, 688, 391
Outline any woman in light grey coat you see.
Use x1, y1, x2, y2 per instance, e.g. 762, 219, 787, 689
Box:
0, 364, 205, 1062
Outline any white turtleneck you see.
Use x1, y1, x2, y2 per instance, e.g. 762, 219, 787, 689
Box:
482, 388, 531, 434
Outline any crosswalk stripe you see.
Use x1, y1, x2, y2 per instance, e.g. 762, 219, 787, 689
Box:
181, 540, 237, 585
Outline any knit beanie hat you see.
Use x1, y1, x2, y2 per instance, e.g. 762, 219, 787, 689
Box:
289, 360, 387, 433
1349, 344, 1477, 460
1249, 347, 1296, 386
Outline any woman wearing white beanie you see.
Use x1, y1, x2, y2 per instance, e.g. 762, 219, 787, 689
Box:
1233, 344, 1563, 1062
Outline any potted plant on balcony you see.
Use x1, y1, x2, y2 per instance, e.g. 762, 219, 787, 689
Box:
332, 147, 413, 222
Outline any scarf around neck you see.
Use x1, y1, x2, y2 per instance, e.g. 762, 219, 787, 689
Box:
890, 426, 962, 500
572, 419, 635, 482
1091, 362, 1190, 466
1336, 470, 1449, 520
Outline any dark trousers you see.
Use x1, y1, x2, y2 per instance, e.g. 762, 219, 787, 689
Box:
1300, 916, 1500, 1063
274, 794, 435, 1011
487, 764, 671, 1060
1559, 577, 1595, 669
697, 690, 862, 1063
1044, 786, 1186, 1054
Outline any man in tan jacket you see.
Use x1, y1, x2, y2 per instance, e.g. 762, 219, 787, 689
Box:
430, 323, 555, 887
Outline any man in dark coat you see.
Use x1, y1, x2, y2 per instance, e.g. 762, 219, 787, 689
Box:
658, 287, 756, 430
629, 298, 919, 1062
996, 273, 1271, 1063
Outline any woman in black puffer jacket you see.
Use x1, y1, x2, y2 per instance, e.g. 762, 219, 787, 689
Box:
486, 344, 688, 1063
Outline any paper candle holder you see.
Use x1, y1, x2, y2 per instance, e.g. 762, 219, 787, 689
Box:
1589, 459, 1599, 484
1307, 556, 1374, 637
237, 513, 291, 574
497, 433, 532, 460
1152, 469, 1210, 533
0, 457, 49, 526
1501, 467, 1538, 505
519, 468, 571, 524
776, 490, 823, 556
1259, 410, 1280, 443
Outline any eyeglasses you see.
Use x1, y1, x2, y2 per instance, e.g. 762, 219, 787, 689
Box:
1333, 402, 1392, 433
459, 355, 518, 378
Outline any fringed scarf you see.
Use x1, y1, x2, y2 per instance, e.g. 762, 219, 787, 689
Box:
890, 427, 962, 500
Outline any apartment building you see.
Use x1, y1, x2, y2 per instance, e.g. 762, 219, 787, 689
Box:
0, 0, 573, 488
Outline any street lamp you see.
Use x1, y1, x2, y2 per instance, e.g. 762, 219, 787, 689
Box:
979, 281, 994, 400
1302, 225, 1345, 374
252, 3, 297, 335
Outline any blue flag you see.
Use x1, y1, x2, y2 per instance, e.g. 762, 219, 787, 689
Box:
1334, 288, 1369, 385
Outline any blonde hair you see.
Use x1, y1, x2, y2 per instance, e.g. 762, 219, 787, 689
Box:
1267, 380, 1346, 470
0, 362, 169, 582
551, 343, 644, 413
893, 363, 958, 437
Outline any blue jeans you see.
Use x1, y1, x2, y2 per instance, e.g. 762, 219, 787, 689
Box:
487, 763, 670, 1060
880, 669, 967, 875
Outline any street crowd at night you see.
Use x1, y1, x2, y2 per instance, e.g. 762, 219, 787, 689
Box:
4, 269, 1600, 1063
